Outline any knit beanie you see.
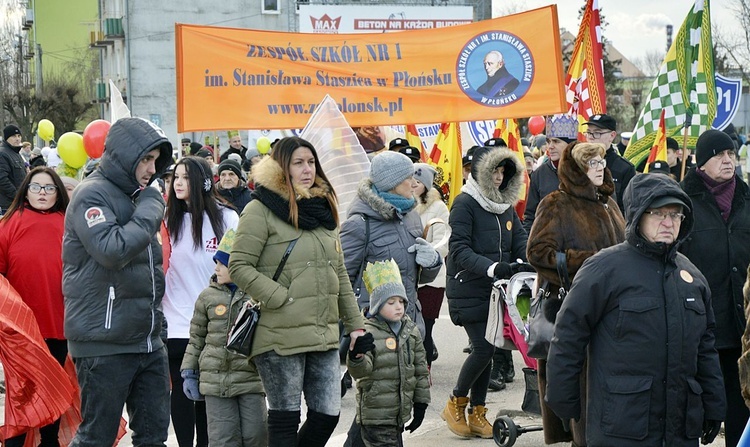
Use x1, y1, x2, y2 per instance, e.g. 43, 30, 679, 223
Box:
363, 259, 407, 316
3, 124, 21, 141
218, 159, 246, 181
213, 229, 237, 267
370, 151, 414, 192
533, 134, 547, 150
413, 163, 436, 188
695, 129, 735, 168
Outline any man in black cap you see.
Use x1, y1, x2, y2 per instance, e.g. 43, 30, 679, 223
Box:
647, 160, 671, 176
679, 129, 750, 447
584, 114, 635, 212
388, 138, 410, 152
216, 158, 251, 212
0, 124, 27, 214
399, 146, 421, 163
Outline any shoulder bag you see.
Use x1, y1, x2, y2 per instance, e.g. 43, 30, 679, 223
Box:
226, 238, 298, 356
526, 252, 570, 360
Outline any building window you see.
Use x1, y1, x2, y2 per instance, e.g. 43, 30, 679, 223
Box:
263, 0, 280, 14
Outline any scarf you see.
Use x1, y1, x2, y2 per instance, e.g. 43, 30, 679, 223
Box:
252, 185, 337, 231
461, 176, 511, 215
696, 169, 736, 222
374, 187, 415, 214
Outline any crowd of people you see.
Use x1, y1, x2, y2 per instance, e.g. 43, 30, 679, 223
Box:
0, 112, 750, 447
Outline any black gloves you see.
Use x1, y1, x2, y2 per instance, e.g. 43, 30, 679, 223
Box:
511, 262, 536, 274
494, 262, 536, 279
701, 419, 721, 445
349, 332, 375, 360
494, 262, 513, 279
405, 403, 428, 432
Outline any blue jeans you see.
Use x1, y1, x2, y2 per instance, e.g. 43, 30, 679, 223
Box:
254, 349, 340, 415
70, 348, 170, 447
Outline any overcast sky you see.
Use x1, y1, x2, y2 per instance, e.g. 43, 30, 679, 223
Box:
496, 0, 737, 67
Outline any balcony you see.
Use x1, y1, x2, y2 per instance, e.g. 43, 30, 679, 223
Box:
103, 18, 124, 38
22, 9, 33, 30
89, 18, 124, 48
91, 81, 127, 105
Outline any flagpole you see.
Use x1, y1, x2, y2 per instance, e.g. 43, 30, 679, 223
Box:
680, 110, 693, 181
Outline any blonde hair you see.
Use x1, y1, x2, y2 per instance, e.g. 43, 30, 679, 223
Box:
571, 142, 606, 171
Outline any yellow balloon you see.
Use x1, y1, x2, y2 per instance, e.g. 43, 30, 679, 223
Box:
57, 132, 88, 169
257, 137, 272, 154
38, 119, 55, 141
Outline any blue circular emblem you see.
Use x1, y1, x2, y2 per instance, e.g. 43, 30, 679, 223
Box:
456, 31, 534, 107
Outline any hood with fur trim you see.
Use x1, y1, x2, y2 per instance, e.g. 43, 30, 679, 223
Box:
416, 187, 443, 214
473, 147, 524, 206
251, 155, 332, 200
347, 178, 401, 221
558, 143, 615, 203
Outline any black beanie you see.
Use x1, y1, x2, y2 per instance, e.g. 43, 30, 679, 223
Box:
695, 129, 735, 168
218, 159, 245, 181
3, 124, 21, 141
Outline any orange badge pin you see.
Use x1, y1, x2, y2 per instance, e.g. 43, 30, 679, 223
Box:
215, 304, 227, 316
385, 337, 397, 350
680, 270, 693, 283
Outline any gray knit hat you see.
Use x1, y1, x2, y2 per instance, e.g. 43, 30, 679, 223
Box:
370, 151, 414, 192
364, 259, 407, 316
413, 163, 436, 188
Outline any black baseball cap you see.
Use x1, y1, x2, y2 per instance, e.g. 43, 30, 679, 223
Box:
483, 138, 507, 148
647, 160, 670, 175
585, 114, 617, 131
389, 138, 409, 151
399, 146, 421, 163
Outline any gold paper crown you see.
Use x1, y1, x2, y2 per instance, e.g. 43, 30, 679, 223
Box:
363, 259, 402, 295
217, 228, 236, 254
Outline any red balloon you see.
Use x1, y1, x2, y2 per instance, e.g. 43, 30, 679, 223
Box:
83, 119, 111, 159
528, 116, 546, 135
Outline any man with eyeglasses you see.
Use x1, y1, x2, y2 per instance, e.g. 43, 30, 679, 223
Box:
546, 173, 725, 446
583, 114, 635, 213
679, 129, 750, 447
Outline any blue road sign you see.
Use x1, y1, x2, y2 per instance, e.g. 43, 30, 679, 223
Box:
713, 74, 742, 131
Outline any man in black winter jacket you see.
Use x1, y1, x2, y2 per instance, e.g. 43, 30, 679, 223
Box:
0, 124, 27, 213
679, 129, 750, 447
62, 117, 173, 447
547, 173, 725, 446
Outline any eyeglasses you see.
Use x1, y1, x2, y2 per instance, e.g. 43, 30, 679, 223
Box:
644, 210, 686, 222
28, 183, 58, 194
587, 159, 607, 169
585, 131, 610, 139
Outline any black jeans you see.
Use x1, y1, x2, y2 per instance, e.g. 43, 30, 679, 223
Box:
167, 338, 208, 447
5, 339, 68, 447
719, 347, 749, 447
453, 321, 495, 407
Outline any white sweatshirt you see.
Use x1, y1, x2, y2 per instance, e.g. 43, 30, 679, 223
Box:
163, 207, 239, 339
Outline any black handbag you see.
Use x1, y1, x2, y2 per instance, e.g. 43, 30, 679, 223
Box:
526, 252, 570, 360
226, 238, 298, 356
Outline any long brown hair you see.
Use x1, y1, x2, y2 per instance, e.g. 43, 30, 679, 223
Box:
270, 137, 339, 228
1, 167, 69, 221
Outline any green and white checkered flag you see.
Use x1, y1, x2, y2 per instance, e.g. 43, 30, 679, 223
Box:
624, 0, 715, 168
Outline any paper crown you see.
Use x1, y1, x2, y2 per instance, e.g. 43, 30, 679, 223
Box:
363, 259, 401, 294
546, 114, 579, 141
217, 228, 236, 254
227, 130, 239, 138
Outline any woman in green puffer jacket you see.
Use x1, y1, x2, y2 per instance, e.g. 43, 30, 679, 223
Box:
228, 137, 366, 447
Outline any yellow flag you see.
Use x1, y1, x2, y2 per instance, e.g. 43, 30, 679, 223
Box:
428, 122, 462, 207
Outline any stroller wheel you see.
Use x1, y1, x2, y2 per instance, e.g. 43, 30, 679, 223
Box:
492, 416, 518, 447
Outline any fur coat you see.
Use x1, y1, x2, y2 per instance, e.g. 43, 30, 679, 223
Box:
526, 143, 626, 446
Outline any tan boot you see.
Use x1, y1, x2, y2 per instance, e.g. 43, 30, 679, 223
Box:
467, 405, 493, 439
441, 395, 472, 437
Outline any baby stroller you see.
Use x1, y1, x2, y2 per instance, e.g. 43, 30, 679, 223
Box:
485, 272, 543, 447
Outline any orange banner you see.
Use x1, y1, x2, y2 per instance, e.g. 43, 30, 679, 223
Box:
175, 6, 565, 132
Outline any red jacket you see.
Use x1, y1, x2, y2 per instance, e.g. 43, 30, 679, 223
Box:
0, 207, 66, 339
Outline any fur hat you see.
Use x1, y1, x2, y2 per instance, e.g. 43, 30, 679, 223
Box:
3, 124, 21, 141
213, 229, 237, 267
695, 129, 735, 168
413, 163, 436, 188
363, 259, 407, 316
218, 159, 245, 181
370, 151, 414, 192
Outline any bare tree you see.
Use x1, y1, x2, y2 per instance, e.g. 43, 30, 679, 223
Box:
633, 50, 666, 77
713, 0, 750, 84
